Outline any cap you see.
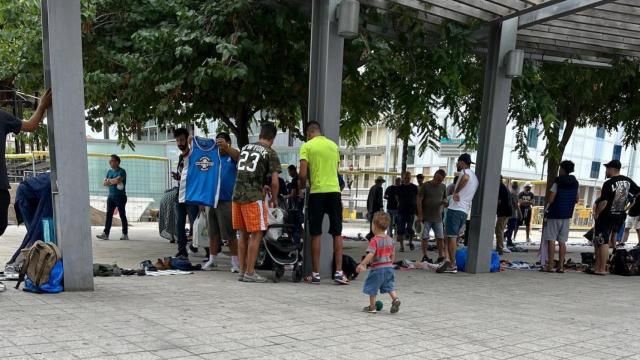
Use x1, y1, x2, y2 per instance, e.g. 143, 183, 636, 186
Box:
375, 176, 385, 183
604, 159, 622, 169
458, 153, 474, 164
524, 183, 533, 188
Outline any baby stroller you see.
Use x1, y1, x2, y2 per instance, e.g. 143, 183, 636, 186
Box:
255, 200, 303, 283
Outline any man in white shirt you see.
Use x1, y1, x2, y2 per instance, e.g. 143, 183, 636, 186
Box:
437, 153, 479, 274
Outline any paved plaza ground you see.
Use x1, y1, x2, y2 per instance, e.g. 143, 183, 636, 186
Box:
1, 223, 640, 360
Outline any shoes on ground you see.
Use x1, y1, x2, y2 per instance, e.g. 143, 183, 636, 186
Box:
96, 233, 109, 240
202, 260, 218, 271
243, 272, 267, 283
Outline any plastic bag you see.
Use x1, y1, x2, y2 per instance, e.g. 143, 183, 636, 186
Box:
24, 260, 64, 293
455, 247, 500, 273
192, 212, 208, 248
265, 207, 285, 241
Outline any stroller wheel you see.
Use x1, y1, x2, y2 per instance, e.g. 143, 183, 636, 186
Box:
273, 267, 284, 283
292, 263, 303, 283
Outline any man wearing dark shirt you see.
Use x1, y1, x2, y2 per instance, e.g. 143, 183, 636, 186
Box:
396, 171, 418, 252
623, 197, 640, 247
518, 183, 535, 242
384, 177, 401, 237
593, 160, 640, 275
0, 89, 52, 237
495, 176, 513, 255
366, 176, 385, 239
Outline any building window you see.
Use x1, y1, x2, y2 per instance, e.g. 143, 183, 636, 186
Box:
365, 155, 371, 167
527, 128, 538, 149
364, 174, 370, 187
590, 161, 600, 179
613, 145, 622, 161
596, 127, 605, 139
366, 130, 373, 145
407, 146, 416, 165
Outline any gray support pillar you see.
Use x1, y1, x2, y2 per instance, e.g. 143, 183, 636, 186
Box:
467, 18, 518, 274
42, 0, 94, 290
305, 0, 345, 277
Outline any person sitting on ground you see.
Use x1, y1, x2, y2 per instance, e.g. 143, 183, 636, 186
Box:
438, 154, 478, 274
298, 121, 349, 285
396, 171, 418, 252
203, 132, 240, 272
97, 154, 129, 241
542, 160, 579, 273
366, 176, 385, 239
592, 160, 639, 275
232, 123, 281, 283
357, 211, 401, 314
417, 170, 447, 263
495, 176, 512, 255
519, 183, 535, 243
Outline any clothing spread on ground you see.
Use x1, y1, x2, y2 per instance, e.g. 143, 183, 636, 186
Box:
299, 136, 340, 194
106, 168, 127, 197
0, 110, 23, 190
367, 234, 394, 269
448, 169, 478, 215
233, 142, 281, 203
600, 175, 640, 220
385, 185, 399, 211
419, 182, 446, 223
179, 137, 222, 207
497, 183, 512, 217
397, 183, 418, 214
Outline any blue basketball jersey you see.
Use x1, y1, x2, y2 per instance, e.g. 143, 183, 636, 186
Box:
219, 154, 237, 202
178, 137, 221, 207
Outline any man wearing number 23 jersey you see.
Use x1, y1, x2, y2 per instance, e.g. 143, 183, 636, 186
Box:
232, 123, 281, 283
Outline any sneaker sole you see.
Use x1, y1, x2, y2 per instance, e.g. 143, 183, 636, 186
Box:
334, 279, 350, 285
390, 300, 401, 314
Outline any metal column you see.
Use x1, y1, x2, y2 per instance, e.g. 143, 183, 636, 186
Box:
42, 0, 94, 290
305, 0, 345, 277
466, 18, 518, 274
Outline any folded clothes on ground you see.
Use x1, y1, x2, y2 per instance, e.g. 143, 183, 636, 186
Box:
145, 270, 193, 276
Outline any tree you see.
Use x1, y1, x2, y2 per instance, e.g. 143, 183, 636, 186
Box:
82, 0, 310, 148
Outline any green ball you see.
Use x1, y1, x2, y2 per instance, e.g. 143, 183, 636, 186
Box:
375, 300, 384, 311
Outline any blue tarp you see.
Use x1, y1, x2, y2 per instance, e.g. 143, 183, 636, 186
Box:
9, 173, 53, 264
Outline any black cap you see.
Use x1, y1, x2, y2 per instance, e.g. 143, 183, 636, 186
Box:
458, 153, 474, 164
604, 160, 621, 169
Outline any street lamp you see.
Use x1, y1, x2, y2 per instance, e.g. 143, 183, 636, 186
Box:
337, 0, 359, 39
505, 49, 525, 78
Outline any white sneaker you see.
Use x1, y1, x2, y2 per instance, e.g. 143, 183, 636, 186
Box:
231, 267, 240, 273
502, 247, 512, 253
202, 260, 218, 271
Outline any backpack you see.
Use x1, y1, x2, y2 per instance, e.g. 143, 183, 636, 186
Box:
15, 240, 62, 289
332, 254, 359, 280
609, 249, 637, 276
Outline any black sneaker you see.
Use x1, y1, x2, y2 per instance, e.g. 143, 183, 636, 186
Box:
436, 257, 445, 264
444, 265, 458, 274
421, 255, 432, 263
436, 261, 451, 274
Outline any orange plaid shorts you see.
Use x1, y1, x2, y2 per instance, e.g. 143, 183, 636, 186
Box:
232, 201, 268, 233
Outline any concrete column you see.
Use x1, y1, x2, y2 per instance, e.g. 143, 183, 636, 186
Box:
467, 18, 518, 274
42, 0, 94, 290
305, 0, 345, 278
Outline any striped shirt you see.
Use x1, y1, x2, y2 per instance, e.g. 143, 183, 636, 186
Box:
367, 235, 395, 269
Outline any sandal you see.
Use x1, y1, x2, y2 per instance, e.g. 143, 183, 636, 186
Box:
556, 268, 565, 274
363, 305, 377, 314
390, 299, 401, 314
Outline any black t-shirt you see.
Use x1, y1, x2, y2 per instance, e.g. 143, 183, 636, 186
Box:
397, 183, 418, 214
385, 185, 399, 210
600, 175, 640, 220
0, 110, 23, 190
519, 191, 535, 208
497, 183, 512, 217
287, 175, 299, 195
629, 197, 640, 217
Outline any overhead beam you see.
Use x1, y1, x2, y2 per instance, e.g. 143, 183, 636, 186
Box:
517, 0, 618, 29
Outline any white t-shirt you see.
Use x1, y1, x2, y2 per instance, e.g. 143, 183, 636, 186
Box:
448, 168, 479, 215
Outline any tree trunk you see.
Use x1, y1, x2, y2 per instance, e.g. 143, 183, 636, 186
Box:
401, 136, 409, 174
14, 138, 20, 154
545, 117, 576, 199
234, 107, 251, 149
103, 120, 110, 140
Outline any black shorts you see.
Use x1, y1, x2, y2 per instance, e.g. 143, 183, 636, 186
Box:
594, 216, 625, 246
520, 206, 532, 226
308, 192, 343, 236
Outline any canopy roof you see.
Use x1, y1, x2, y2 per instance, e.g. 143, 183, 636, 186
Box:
291, 0, 640, 65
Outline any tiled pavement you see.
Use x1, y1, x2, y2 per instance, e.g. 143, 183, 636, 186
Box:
1, 224, 639, 360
